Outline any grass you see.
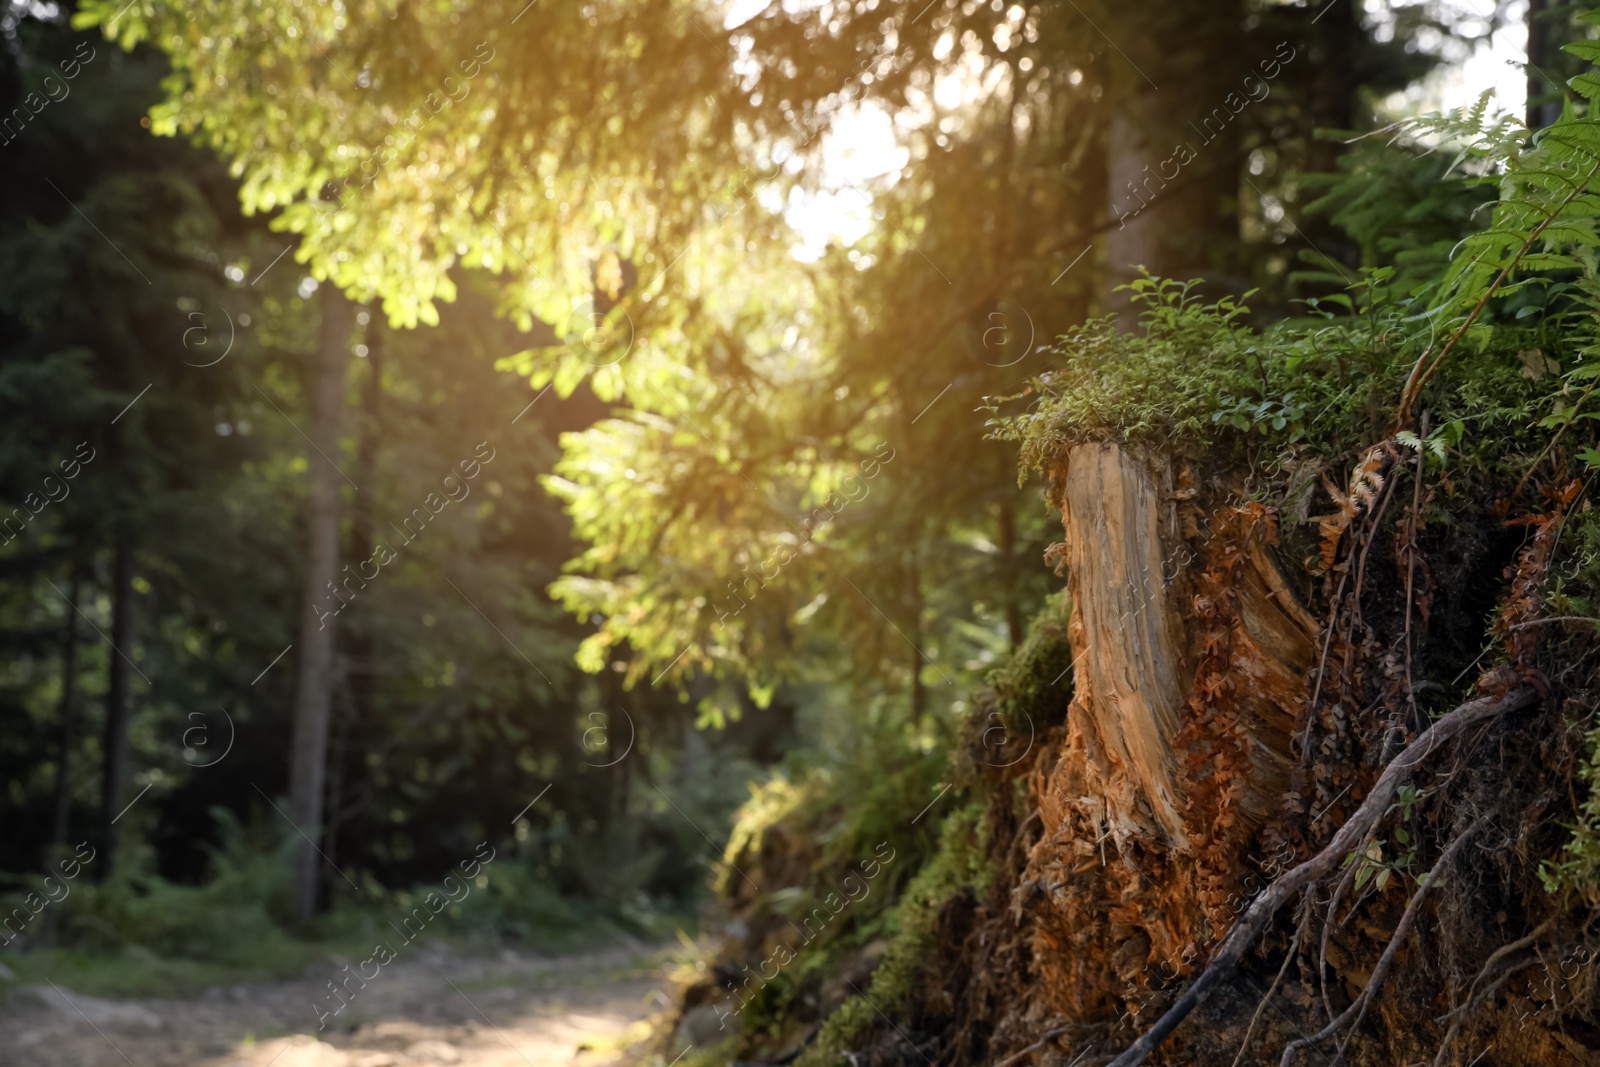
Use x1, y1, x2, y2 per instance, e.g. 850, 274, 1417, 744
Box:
1, 939, 366, 998
0, 823, 695, 1000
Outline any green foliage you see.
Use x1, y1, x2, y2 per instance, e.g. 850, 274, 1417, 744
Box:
1297, 130, 1495, 293
709, 599, 1076, 1058
972, 594, 1074, 751
989, 275, 1378, 469
693, 714, 947, 1047
989, 266, 1574, 488
1541, 720, 1600, 905
0, 6, 776, 933
988, 277, 1272, 462
1545, 504, 1600, 626
993, 34, 1600, 486
75, 0, 1428, 707
791, 802, 990, 1067
719, 717, 947, 907
0, 813, 664, 997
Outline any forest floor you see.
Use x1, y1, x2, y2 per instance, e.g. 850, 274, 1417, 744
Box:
0, 941, 672, 1067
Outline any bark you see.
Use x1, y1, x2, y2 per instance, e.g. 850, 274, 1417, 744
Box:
1019, 444, 1318, 1014
1103, 108, 1170, 312
325, 313, 382, 876
1053, 443, 1192, 846
1298, 0, 1365, 273
99, 539, 134, 878
51, 560, 82, 848
1527, 0, 1562, 131
1099, 1, 1244, 317
909, 556, 927, 724
287, 286, 353, 921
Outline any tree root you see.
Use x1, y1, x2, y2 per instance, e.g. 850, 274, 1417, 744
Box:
1431, 918, 1558, 1067
1103, 686, 1539, 1067
1230, 891, 1312, 1067
1278, 817, 1483, 1066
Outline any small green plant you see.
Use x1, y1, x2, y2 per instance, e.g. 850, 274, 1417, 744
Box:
1340, 785, 1427, 894
1211, 392, 1309, 441
1540, 720, 1600, 905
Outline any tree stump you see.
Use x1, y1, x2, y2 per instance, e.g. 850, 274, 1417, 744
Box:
1025, 442, 1320, 1001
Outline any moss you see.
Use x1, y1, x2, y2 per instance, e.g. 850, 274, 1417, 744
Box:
707, 603, 1072, 1064
793, 802, 991, 1067
718, 721, 946, 910
980, 595, 1074, 736
988, 274, 1569, 492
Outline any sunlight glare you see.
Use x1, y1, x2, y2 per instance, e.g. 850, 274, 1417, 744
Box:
786, 103, 910, 261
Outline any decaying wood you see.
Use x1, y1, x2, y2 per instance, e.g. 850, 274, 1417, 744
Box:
1018, 444, 1323, 1017
1054, 442, 1191, 848
1048, 443, 1318, 855
1102, 686, 1539, 1067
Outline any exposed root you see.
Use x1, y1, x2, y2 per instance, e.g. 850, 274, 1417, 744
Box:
1430, 918, 1558, 1067
1103, 686, 1539, 1067
1229, 891, 1312, 1067
1279, 817, 1483, 1066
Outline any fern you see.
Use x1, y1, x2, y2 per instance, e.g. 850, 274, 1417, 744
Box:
1393, 26, 1600, 424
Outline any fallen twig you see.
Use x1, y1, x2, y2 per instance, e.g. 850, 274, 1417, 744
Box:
1507, 616, 1600, 631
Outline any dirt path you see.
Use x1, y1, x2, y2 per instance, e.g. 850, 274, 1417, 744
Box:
0, 943, 672, 1067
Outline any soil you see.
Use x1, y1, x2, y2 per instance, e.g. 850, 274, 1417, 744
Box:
0, 943, 672, 1067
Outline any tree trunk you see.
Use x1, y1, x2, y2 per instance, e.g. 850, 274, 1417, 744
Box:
1047, 443, 1315, 842
1099, 1, 1244, 316
325, 311, 382, 878
52, 560, 82, 848
99, 539, 134, 878
287, 286, 353, 921
1527, 0, 1563, 131
1103, 109, 1170, 312
908, 557, 927, 724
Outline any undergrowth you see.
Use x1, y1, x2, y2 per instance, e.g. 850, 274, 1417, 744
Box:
678, 603, 1069, 1065
790, 801, 990, 1067
988, 273, 1572, 491
1540, 718, 1600, 904
0, 813, 673, 997
682, 46, 1600, 1067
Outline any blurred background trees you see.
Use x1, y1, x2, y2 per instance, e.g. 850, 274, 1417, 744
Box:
0, 4, 780, 945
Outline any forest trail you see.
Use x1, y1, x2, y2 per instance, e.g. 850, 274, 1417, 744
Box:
0, 943, 670, 1067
